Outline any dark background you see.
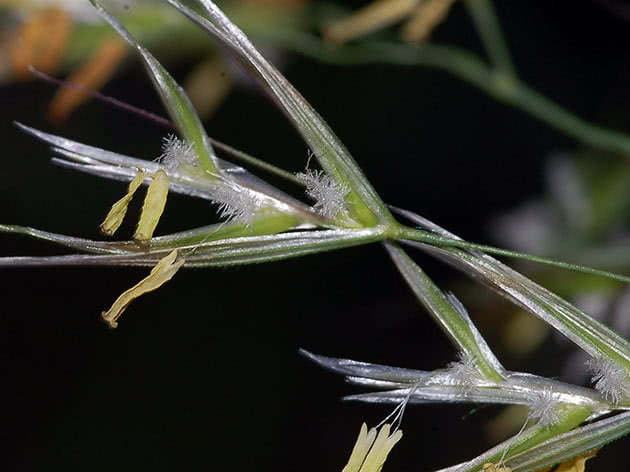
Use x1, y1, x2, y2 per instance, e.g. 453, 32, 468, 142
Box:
2, 1, 630, 470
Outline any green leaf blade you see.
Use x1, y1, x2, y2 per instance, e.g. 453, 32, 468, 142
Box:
90, 0, 219, 175
385, 242, 505, 382
507, 411, 630, 472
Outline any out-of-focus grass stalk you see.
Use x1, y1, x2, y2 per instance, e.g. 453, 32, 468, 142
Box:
463, 0, 516, 78
265, 32, 630, 157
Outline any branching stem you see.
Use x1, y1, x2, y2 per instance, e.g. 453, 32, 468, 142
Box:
269, 33, 630, 157
397, 226, 630, 284
463, 0, 516, 78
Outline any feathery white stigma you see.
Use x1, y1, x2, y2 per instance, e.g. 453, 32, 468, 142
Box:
158, 134, 197, 171
296, 168, 349, 219
586, 357, 630, 404
446, 352, 482, 392
527, 388, 559, 426
210, 181, 261, 225
158, 135, 261, 224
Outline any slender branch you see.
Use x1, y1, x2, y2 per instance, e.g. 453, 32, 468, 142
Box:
463, 0, 516, 78
209, 139, 304, 185
269, 32, 630, 156
397, 226, 630, 284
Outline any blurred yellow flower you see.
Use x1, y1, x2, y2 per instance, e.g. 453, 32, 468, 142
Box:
323, 0, 457, 44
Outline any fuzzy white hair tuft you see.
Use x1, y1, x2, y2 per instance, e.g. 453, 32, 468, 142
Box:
446, 352, 482, 392
158, 134, 197, 171
296, 168, 349, 219
527, 388, 559, 426
586, 357, 630, 405
210, 182, 261, 225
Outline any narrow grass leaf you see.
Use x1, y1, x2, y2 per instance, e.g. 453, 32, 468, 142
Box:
385, 242, 505, 382
505, 412, 630, 472
433, 407, 593, 472
0, 228, 383, 268
90, 0, 219, 174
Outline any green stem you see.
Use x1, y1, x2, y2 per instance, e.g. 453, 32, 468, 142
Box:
510, 84, 630, 155
0, 214, 302, 255
397, 226, 630, 284
146, 213, 302, 249
210, 139, 304, 186
463, 0, 516, 78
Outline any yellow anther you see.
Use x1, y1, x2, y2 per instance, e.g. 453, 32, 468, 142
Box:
342, 423, 403, 472
101, 249, 184, 328
100, 170, 146, 236
135, 169, 170, 242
